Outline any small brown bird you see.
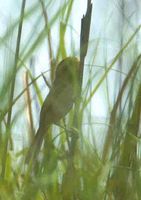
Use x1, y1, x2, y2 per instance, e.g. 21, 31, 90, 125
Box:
27, 57, 80, 162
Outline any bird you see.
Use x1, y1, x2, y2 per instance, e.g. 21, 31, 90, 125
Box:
26, 57, 80, 163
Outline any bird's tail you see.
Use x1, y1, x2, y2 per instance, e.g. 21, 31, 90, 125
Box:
25, 125, 49, 164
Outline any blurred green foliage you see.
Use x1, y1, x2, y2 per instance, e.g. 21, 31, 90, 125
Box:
0, 0, 141, 199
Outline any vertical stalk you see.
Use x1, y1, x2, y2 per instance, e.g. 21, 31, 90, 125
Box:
1, 0, 26, 179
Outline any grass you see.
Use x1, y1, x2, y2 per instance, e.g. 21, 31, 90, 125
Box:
0, 0, 141, 199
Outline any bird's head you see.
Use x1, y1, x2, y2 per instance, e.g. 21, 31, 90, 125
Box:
55, 57, 80, 86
